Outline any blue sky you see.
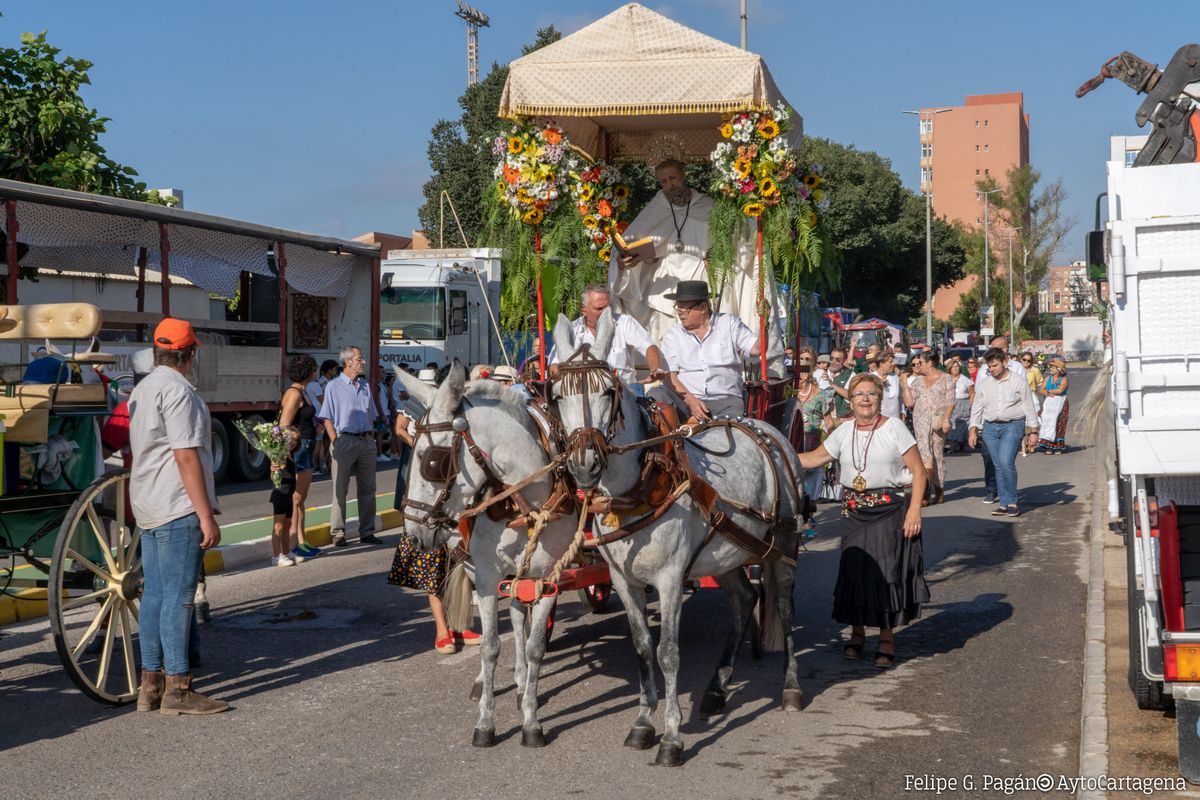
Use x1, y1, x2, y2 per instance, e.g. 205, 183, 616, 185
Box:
4, 0, 1197, 263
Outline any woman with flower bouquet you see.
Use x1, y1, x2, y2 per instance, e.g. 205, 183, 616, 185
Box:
233, 415, 301, 567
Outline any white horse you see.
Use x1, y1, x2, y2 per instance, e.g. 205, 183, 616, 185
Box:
394, 361, 577, 749
550, 309, 805, 766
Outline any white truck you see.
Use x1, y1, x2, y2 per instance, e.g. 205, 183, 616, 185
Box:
378, 248, 505, 371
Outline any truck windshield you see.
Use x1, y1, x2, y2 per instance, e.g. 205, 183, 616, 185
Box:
380, 286, 445, 340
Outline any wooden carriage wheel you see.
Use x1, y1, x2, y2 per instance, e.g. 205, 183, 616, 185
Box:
47, 469, 142, 705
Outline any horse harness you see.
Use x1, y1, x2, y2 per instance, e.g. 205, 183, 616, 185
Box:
554, 350, 800, 568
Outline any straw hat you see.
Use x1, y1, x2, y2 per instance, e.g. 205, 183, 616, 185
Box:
492, 365, 520, 383
417, 367, 438, 385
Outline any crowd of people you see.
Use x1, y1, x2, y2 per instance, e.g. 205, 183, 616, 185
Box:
123, 158, 1078, 713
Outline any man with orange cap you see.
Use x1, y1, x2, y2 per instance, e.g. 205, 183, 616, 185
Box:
127, 317, 228, 716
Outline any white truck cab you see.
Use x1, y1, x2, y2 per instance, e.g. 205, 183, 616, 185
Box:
378, 248, 503, 371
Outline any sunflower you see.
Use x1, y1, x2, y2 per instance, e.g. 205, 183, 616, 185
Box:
757, 118, 780, 139
578, 184, 594, 202
597, 199, 613, 218
741, 201, 765, 217
582, 214, 599, 229
598, 245, 612, 261
803, 173, 821, 189
543, 127, 562, 144
507, 137, 524, 154
522, 208, 545, 225
720, 122, 734, 139
760, 178, 777, 197
733, 157, 752, 178
613, 184, 630, 201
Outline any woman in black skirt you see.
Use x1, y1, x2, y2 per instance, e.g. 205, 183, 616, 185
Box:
798, 372, 929, 668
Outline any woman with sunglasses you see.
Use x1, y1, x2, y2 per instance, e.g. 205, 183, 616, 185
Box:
797, 373, 929, 668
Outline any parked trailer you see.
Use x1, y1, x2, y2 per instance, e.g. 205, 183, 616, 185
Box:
0, 178, 381, 483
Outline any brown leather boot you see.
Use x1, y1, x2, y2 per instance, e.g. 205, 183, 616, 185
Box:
137, 670, 165, 712
159, 673, 229, 716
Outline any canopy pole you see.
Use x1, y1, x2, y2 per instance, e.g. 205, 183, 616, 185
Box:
757, 217, 767, 418
135, 247, 148, 342
276, 242, 288, 385
5, 200, 19, 304
158, 222, 171, 317
535, 228, 546, 381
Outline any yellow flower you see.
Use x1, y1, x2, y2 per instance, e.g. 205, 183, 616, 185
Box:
733, 157, 752, 178
522, 208, 545, 225
508, 137, 524, 154
812, 189, 825, 203
720, 122, 734, 139
755, 160, 774, 179
757, 118, 780, 139
598, 245, 612, 261
578, 184, 594, 202
803, 173, 821, 189
613, 184, 630, 200
582, 214, 599, 229
760, 178, 777, 197
742, 201, 765, 217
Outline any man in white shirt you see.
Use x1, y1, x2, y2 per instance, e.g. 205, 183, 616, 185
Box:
968, 347, 1039, 516
549, 283, 666, 390
972, 335, 1025, 503
659, 280, 760, 420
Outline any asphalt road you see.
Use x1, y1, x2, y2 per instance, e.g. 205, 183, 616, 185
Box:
1, 375, 1100, 799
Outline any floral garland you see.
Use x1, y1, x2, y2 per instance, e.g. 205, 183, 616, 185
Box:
492, 120, 576, 225
569, 161, 631, 263
707, 103, 833, 293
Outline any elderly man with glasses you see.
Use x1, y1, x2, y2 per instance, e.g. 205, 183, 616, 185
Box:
659, 279, 760, 421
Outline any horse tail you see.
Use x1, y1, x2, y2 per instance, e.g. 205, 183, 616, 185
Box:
442, 560, 475, 632
759, 562, 785, 653
1072, 359, 1112, 444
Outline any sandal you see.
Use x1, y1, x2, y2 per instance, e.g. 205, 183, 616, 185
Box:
843, 639, 865, 660
874, 642, 896, 669
435, 634, 457, 654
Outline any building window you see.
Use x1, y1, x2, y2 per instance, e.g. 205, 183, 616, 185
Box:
919, 119, 932, 134
1053, 291, 1061, 305
985, 168, 990, 175
975, 120, 979, 128
975, 144, 980, 152
921, 143, 932, 158
1125, 149, 1139, 166
984, 120, 990, 128
976, 169, 980, 175
921, 167, 932, 184
985, 144, 990, 152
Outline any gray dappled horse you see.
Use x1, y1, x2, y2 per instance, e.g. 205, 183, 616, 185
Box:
394, 362, 577, 749
551, 308, 805, 766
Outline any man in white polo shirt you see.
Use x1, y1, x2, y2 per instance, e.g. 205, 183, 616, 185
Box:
549, 283, 666, 391
659, 279, 760, 421
973, 334, 1026, 503
128, 317, 227, 716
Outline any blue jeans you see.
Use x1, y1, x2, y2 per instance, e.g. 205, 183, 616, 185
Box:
981, 420, 1024, 508
140, 514, 203, 675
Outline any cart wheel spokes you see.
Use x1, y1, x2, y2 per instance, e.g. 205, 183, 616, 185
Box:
49, 469, 141, 705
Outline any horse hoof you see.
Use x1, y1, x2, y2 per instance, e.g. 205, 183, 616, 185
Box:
471, 728, 496, 748
653, 741, 685, 767
781, 688, 804, 712
699, 690, 727, 716
521, 727, 546, 748
469, 681, 483, 701
623, 725, 656, 750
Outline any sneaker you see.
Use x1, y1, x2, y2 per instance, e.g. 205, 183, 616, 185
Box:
289, 547, 308, 563
377, 454, 394, 463
298, 543, 322, 558
455, 630, 482, 646
990, 506, 1010, 517
332, 533, 348, 548
982, 494, 998, 505
1005, 505, 1020, 517
271, 554, 295, 567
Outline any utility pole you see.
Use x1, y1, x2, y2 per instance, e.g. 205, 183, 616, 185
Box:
740, 0, 748, 49
455, 1, 490, 88
903, 107, 951, 346
1007, 227, 1022, 342
978, 188, 1001, 303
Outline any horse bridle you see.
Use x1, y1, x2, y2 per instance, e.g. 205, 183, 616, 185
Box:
551, 344, 625, 473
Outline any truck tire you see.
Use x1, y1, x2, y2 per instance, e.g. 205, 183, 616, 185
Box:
1126, 518, 1167, 710
230, 413, 271, 482
210, 419, 230, 485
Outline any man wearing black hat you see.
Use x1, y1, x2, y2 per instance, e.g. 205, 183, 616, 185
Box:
659, 280, 760, 421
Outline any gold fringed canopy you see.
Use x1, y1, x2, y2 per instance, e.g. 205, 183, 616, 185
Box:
498, 2, 802, 162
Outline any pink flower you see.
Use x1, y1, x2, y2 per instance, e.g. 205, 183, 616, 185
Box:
739, 180, 756, 194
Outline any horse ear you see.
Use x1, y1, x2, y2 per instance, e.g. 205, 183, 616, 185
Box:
551, 313, 575, 361
393, 364, 433, 408
594, 306, 615, 358
432, 359, 466, 417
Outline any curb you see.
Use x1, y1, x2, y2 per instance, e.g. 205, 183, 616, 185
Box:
1, 508, 407, 628
1078, 430, 1110, 797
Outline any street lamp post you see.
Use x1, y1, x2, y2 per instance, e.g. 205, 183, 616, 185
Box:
977, 188, 1001, 302
903, 107, 951, 346
1007, 227, 1022, 343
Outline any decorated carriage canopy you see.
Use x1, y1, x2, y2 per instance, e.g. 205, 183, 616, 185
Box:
489, 2, 831, 341
0, 177, 378, 301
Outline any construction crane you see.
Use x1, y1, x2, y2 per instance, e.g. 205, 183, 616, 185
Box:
455, 0, 490, 88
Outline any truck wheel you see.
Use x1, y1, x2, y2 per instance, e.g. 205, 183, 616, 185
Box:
210, 419, 230, 485
230, 413, 270, 482
1126, 521, 1167, 710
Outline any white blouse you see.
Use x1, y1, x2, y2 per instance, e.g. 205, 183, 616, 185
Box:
823, 416, 916, 489
954, 374, 972, 400
874, 372, 901, 419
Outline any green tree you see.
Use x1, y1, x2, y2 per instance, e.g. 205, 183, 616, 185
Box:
798, 137, 965, 321
962, 164, 1074, 335
0, 32, 155, 198
417, 26, 561, 246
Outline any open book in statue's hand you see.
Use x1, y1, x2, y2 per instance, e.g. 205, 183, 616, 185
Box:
613, 230, 657, 264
